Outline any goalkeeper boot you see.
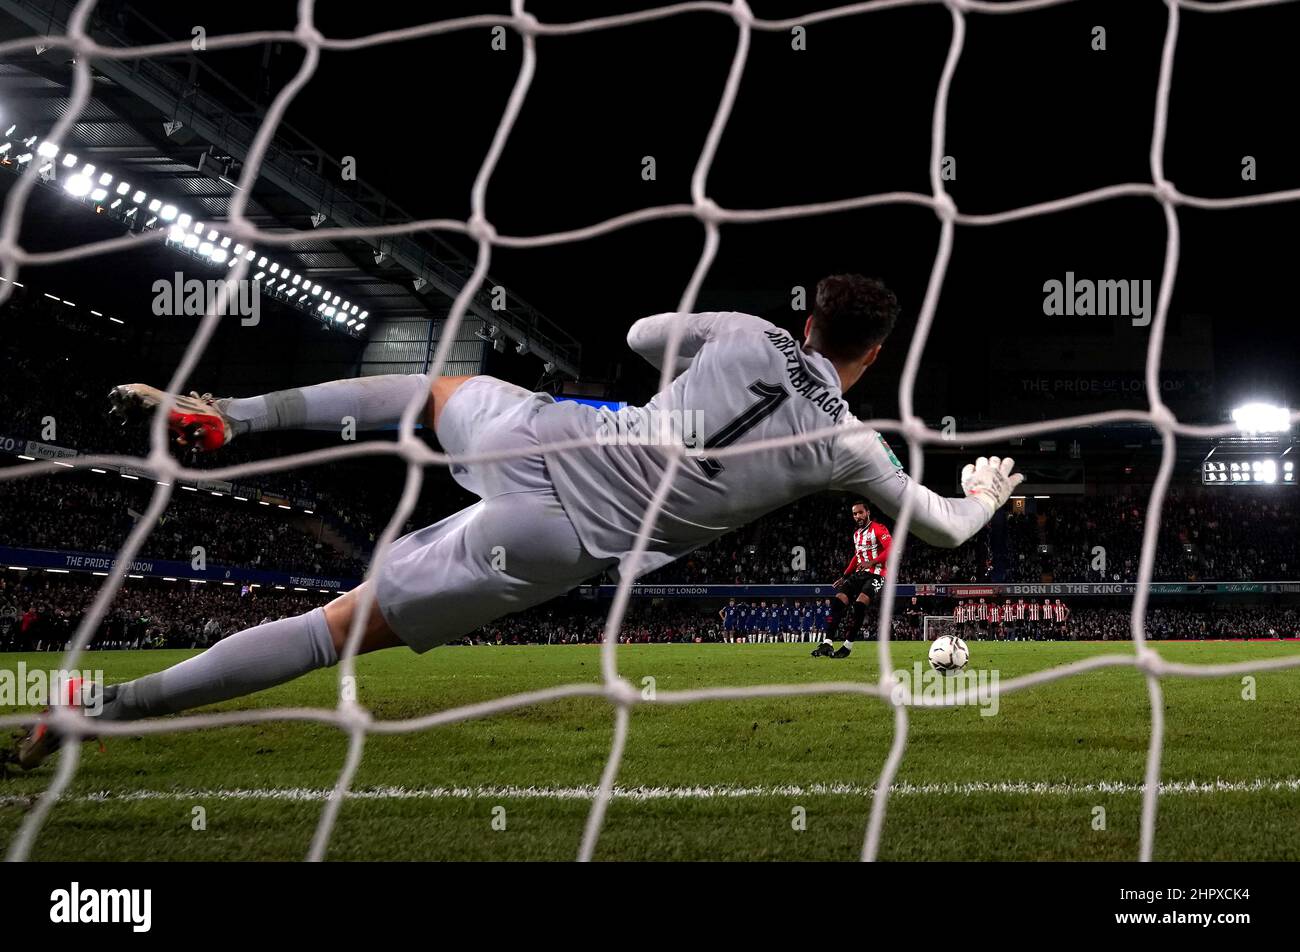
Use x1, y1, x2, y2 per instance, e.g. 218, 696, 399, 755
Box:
811, 640, 834, 658
109, 384, 235, 453
9, 677, 97, 771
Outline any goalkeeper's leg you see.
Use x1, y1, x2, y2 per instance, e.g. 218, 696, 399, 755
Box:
14, 485, 614, 767
109, 373, 476, 451
94, 585, 397, 724
10, 585, 398, 769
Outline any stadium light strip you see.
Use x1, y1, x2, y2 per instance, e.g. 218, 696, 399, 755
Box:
1231, 402, 1291, 436
2, 128, 369, 335
11, 271, 128, 325
6, 440, 319, 516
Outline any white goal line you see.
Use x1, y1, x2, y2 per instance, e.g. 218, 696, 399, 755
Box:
5, 777, 1300, 808
4, 0, 1300, 866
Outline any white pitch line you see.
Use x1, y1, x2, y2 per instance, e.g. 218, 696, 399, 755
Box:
2, 778, 1299, 806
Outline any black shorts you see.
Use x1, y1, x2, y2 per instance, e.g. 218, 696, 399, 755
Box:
840, 572, 885, 600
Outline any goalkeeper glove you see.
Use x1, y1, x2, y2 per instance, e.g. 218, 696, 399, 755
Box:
960, 455, 1024, 520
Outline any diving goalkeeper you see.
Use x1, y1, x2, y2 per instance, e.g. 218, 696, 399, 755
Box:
12, 274, 1022, 768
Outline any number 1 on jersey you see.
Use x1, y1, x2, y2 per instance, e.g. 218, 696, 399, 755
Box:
695, 380, 789, 479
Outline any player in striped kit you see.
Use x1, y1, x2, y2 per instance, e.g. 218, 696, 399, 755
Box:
813, 500, 892, 659
1053, 598, 1070, 626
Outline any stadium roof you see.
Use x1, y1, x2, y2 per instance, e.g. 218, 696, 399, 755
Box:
0, 0, 582, 375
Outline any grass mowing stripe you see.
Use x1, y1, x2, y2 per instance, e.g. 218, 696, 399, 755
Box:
5, 642, 1300, 859
4, 778, 1300, 805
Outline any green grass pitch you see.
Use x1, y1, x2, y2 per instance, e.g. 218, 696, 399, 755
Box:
2, 640, 1299, 861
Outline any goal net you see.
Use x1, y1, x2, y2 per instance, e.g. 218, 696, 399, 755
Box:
922, 615, 964, 643
4, 0, 1300, 865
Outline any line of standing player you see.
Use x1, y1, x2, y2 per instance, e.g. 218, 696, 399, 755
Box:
953, 598, 1071, 626
718, 598, 837, 643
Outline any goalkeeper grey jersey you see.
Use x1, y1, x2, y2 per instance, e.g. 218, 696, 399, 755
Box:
535, 311, 989, 578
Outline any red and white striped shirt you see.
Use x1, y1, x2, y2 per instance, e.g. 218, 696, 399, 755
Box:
844, 522, 892, 577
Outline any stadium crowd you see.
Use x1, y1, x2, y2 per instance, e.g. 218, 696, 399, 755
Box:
4, 569, 1296, 651
20, 459, 1290, 589
0, 574, 330, 651
463, 599, 1298, 645
2, 294, 1296, 606
0, 471, 364, 578
1063, 491, 1295, 583
640, 488, 1295, 586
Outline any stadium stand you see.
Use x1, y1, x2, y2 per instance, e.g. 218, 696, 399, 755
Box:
2, 285, 1296, 663
0, 572, 330, 651
5, 570, 1295, 651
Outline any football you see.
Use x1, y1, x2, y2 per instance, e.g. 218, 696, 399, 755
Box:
928, 635, 970, 676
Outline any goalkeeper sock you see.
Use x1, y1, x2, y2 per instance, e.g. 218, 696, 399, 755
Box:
98, 608, 337, 720
219, 374, 430, 436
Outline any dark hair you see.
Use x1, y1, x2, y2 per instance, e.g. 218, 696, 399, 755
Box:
851, 500, 870, 514
808, 274, 900, 362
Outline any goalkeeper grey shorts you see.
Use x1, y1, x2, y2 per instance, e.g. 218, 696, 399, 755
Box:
375, 376, 616, 653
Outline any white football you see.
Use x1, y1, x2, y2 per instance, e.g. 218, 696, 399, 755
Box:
928, 635, 970, 677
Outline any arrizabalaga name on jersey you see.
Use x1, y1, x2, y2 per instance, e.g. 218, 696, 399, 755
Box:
764, 329, 846, 424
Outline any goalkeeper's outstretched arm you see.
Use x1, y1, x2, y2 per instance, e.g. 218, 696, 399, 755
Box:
833, 426, 1022, 549
626, 311, 775, 376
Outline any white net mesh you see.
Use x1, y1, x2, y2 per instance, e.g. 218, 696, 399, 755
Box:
4, 0, 1300, 863
921, 615, 962, 642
